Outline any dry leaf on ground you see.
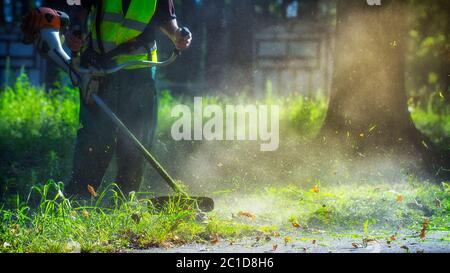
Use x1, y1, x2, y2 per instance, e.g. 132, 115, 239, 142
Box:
311, 185, 320, 193
237, 211, 256, 220
420, 218, 430, 240
284, 236, 292, 246
211, 234, 220, 245
87, 185, 97, 198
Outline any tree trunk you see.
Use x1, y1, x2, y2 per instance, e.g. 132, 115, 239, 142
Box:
319, 0, 448, 175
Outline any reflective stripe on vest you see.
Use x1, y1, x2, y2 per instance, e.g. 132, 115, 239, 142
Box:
88, 0, 158, 69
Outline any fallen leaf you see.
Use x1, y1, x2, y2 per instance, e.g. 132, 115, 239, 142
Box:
289, 218, 301, 228
87, 185, 97, 198
389, 235, 397, 242
352, 242, 360, 248
312, 240, 317, 245
420, 218, 430, 240
390, 40, 398, 48
82, 209, 90, 218
272, 244, 278, 251
211, 234, 220, 245
396, 195, 404, 203
217, 162, 223, 167
160, 241, 174, 249
363, 238, 377, 245
237, 211, 256, 220
284, 236, 292, 246
311, 185, 320, 193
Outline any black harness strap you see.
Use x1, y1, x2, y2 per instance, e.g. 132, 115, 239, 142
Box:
95, 0, 105, 55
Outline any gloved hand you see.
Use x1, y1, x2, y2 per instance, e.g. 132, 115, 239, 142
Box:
174, 27, 192, 51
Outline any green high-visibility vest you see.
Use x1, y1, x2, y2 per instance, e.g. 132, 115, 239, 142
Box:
88, 0, 158, 69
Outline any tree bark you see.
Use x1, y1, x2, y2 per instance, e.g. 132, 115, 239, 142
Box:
319, 0, 448, 175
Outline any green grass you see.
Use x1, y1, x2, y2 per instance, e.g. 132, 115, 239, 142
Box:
410, 91, 450, 148
214, 180, 450, 231
0, 72, 78, 200
0, 180, 448, 253
0, 181, 255, 253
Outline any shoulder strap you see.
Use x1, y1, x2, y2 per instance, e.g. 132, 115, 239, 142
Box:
95, 0, 105, 55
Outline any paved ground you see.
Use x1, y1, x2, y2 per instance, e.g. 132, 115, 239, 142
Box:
138, 230, 450, 253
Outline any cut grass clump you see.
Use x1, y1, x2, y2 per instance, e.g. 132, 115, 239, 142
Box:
214, 180, 450, 232
0, 181, 256, 253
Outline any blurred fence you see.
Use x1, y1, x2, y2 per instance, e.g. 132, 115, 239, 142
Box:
253, 20, 333, 98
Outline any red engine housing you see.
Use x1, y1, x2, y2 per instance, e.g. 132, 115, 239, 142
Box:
21, 7, 68, 43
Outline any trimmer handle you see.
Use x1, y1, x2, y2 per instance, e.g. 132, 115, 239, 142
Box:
172, 27, 191, 56
180, 27, 191, 38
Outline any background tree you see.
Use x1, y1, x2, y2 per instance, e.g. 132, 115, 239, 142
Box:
319, 0, 448, 175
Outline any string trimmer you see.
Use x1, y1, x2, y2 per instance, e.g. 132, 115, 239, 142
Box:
21, 7, 214, 212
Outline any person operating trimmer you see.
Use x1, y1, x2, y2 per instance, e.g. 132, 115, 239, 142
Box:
64, 0, 192, 198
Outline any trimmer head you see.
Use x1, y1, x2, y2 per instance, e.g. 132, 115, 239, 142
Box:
149, 196, 215, 213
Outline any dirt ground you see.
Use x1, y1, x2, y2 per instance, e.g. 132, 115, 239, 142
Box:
137, 230, 449, 254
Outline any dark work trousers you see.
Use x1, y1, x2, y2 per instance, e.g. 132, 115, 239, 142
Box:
67, 67, 158, 198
